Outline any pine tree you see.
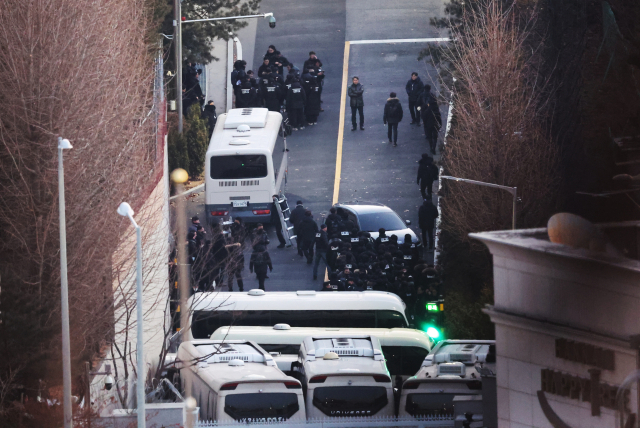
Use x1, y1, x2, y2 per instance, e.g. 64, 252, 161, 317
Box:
185, 104, 209, 178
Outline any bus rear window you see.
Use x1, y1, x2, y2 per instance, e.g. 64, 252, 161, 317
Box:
224, 393, 299, 421
210, 155, 267, 179
313, 386, 388, 416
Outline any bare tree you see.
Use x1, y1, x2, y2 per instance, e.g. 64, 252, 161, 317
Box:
438, 0, 559, 242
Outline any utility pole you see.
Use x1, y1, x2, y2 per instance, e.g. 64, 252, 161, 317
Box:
174, 0, 183, 133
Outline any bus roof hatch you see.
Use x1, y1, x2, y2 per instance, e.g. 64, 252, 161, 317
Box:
224, 108, 269, 129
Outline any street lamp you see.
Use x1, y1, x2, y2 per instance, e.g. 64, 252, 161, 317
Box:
440, 175, 518, 230
116, 202, 146, 428
58, 137, 73, 428
169, 168, 194, 428
174, 11, 277, 132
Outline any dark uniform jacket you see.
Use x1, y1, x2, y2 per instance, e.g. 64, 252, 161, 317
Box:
383, 97, 404, 124
405, 77, 425, 101
418, 91, 442, 130
419, 201, 439, 229
287, 83, 306, 109
348, 83, 364, 107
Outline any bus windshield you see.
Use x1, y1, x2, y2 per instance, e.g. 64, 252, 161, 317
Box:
210, 155, 267, 179
224, 393, 299, 421
313, 386, 388, 416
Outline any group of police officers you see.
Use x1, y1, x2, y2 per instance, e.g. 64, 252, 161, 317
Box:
231, 46, 325, 129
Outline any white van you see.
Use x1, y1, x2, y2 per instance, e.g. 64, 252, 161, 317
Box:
177, 339, 305, 422
398, 340, 495, 419
185, 290, 409, 341
209, 325, 433, 379
205, 108, 286, 224
291, 335, 395, 419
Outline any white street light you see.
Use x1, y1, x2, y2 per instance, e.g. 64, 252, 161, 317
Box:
116, 202, 146, 428
57, 137, 73, 428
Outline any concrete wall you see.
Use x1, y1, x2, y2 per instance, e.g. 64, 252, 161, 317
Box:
473, 227, 640, 428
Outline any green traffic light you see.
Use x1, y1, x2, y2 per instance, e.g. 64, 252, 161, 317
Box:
426, 327, 440, 339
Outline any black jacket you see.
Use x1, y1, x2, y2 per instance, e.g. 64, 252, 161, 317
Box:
298, 217, 319, 243
348, 83, 364, 107
383, 98, 403, 124
250, 249, 273, 274
418, 91, 442, 129
315, 230, 330, 252
258, 63, 273, 77
289, 205, 306, 227
273, 55, 289, 75
286, 83, 306, 109
201, 104, 217, 131
303, 57, 322, 73
306, 85, 322, 116
417, 155, 438, 184
405, 77, 425, 101
419, 201, 439, 229
263, 83, 282, 112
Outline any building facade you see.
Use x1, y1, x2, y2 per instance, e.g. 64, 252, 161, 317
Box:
472, 223, 640, 428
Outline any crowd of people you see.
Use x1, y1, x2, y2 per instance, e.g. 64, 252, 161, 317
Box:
231, 46, 325, 129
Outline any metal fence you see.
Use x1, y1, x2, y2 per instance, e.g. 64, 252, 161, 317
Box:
197, 415, 455, 428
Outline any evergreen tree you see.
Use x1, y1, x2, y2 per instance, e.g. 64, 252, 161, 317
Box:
159, 0, 261, 65
168, 122, 189, 174
185, 104, 209, 178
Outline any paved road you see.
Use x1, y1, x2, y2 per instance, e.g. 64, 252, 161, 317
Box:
185, 0, 448, 292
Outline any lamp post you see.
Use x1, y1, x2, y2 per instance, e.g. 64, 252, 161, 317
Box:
58, 137, 73, 428
175, 12, 276, 131
116, 202, 145, 428
439, 175, 518, 230
169, 168, 194, 428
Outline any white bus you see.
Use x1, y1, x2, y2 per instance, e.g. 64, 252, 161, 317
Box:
185, 290, 409, 341
291, 335, 395, 419
205, 108, 286, 224
398, 340, 495, 419
209, 325, 433, 379
177, 339, 305, 422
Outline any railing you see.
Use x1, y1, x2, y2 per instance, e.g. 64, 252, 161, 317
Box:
196, 415, 455, 428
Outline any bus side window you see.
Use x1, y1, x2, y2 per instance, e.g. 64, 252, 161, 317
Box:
376, 310, 408, 328
234, 310, 270, 327
403, 347, 429, 376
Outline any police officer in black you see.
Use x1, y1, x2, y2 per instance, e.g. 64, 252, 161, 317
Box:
286, 79, 306, 130
313, 224, 330, 280
263, 77, 282, 112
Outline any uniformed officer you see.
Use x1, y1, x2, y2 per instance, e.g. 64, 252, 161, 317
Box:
313, 224, 329, 280
286, 79, 306, 130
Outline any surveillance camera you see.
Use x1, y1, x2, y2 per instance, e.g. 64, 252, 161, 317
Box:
104, 375, 115, 391
268, 16, 276, 29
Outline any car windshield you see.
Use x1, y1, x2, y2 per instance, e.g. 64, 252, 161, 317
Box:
357, 211, 406, 232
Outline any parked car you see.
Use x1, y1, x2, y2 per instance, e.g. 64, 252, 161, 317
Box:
333, 202, 420, 245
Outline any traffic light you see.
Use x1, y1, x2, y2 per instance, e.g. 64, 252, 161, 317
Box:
423, 298, 445, 342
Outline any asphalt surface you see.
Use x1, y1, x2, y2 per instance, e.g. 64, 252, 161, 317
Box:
184, 0, 448, 292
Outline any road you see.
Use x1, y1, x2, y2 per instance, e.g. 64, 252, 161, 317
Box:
185, 0, 448, 292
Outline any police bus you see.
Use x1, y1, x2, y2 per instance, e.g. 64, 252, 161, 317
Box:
209, 325, 433, 380
398, 340, 495, 419
184, 290, 409, 341
205, 108, 286, 224
177, 339, 305, 422
290, 334, 395, 419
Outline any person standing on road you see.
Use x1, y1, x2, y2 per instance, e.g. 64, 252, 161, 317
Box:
313, 224, 330, 280
417, 154, 439, 199
249, 244, 273, 290
417, 85, 442, 155
289, 200, 306, 256
201, 100, 217, 139
418, 198, 439, 251
303, 51, 322, 74
383, 92, 403, 147
405, 72, 425, 125
348, 76, 365, 131
286, 79, 306, 131
305, 76, 321, 126
298, 210, 319, 264
270, 196, 287, 248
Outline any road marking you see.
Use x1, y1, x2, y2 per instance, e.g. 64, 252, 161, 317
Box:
349, 37, 450, 45
332, 41, 351, 205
